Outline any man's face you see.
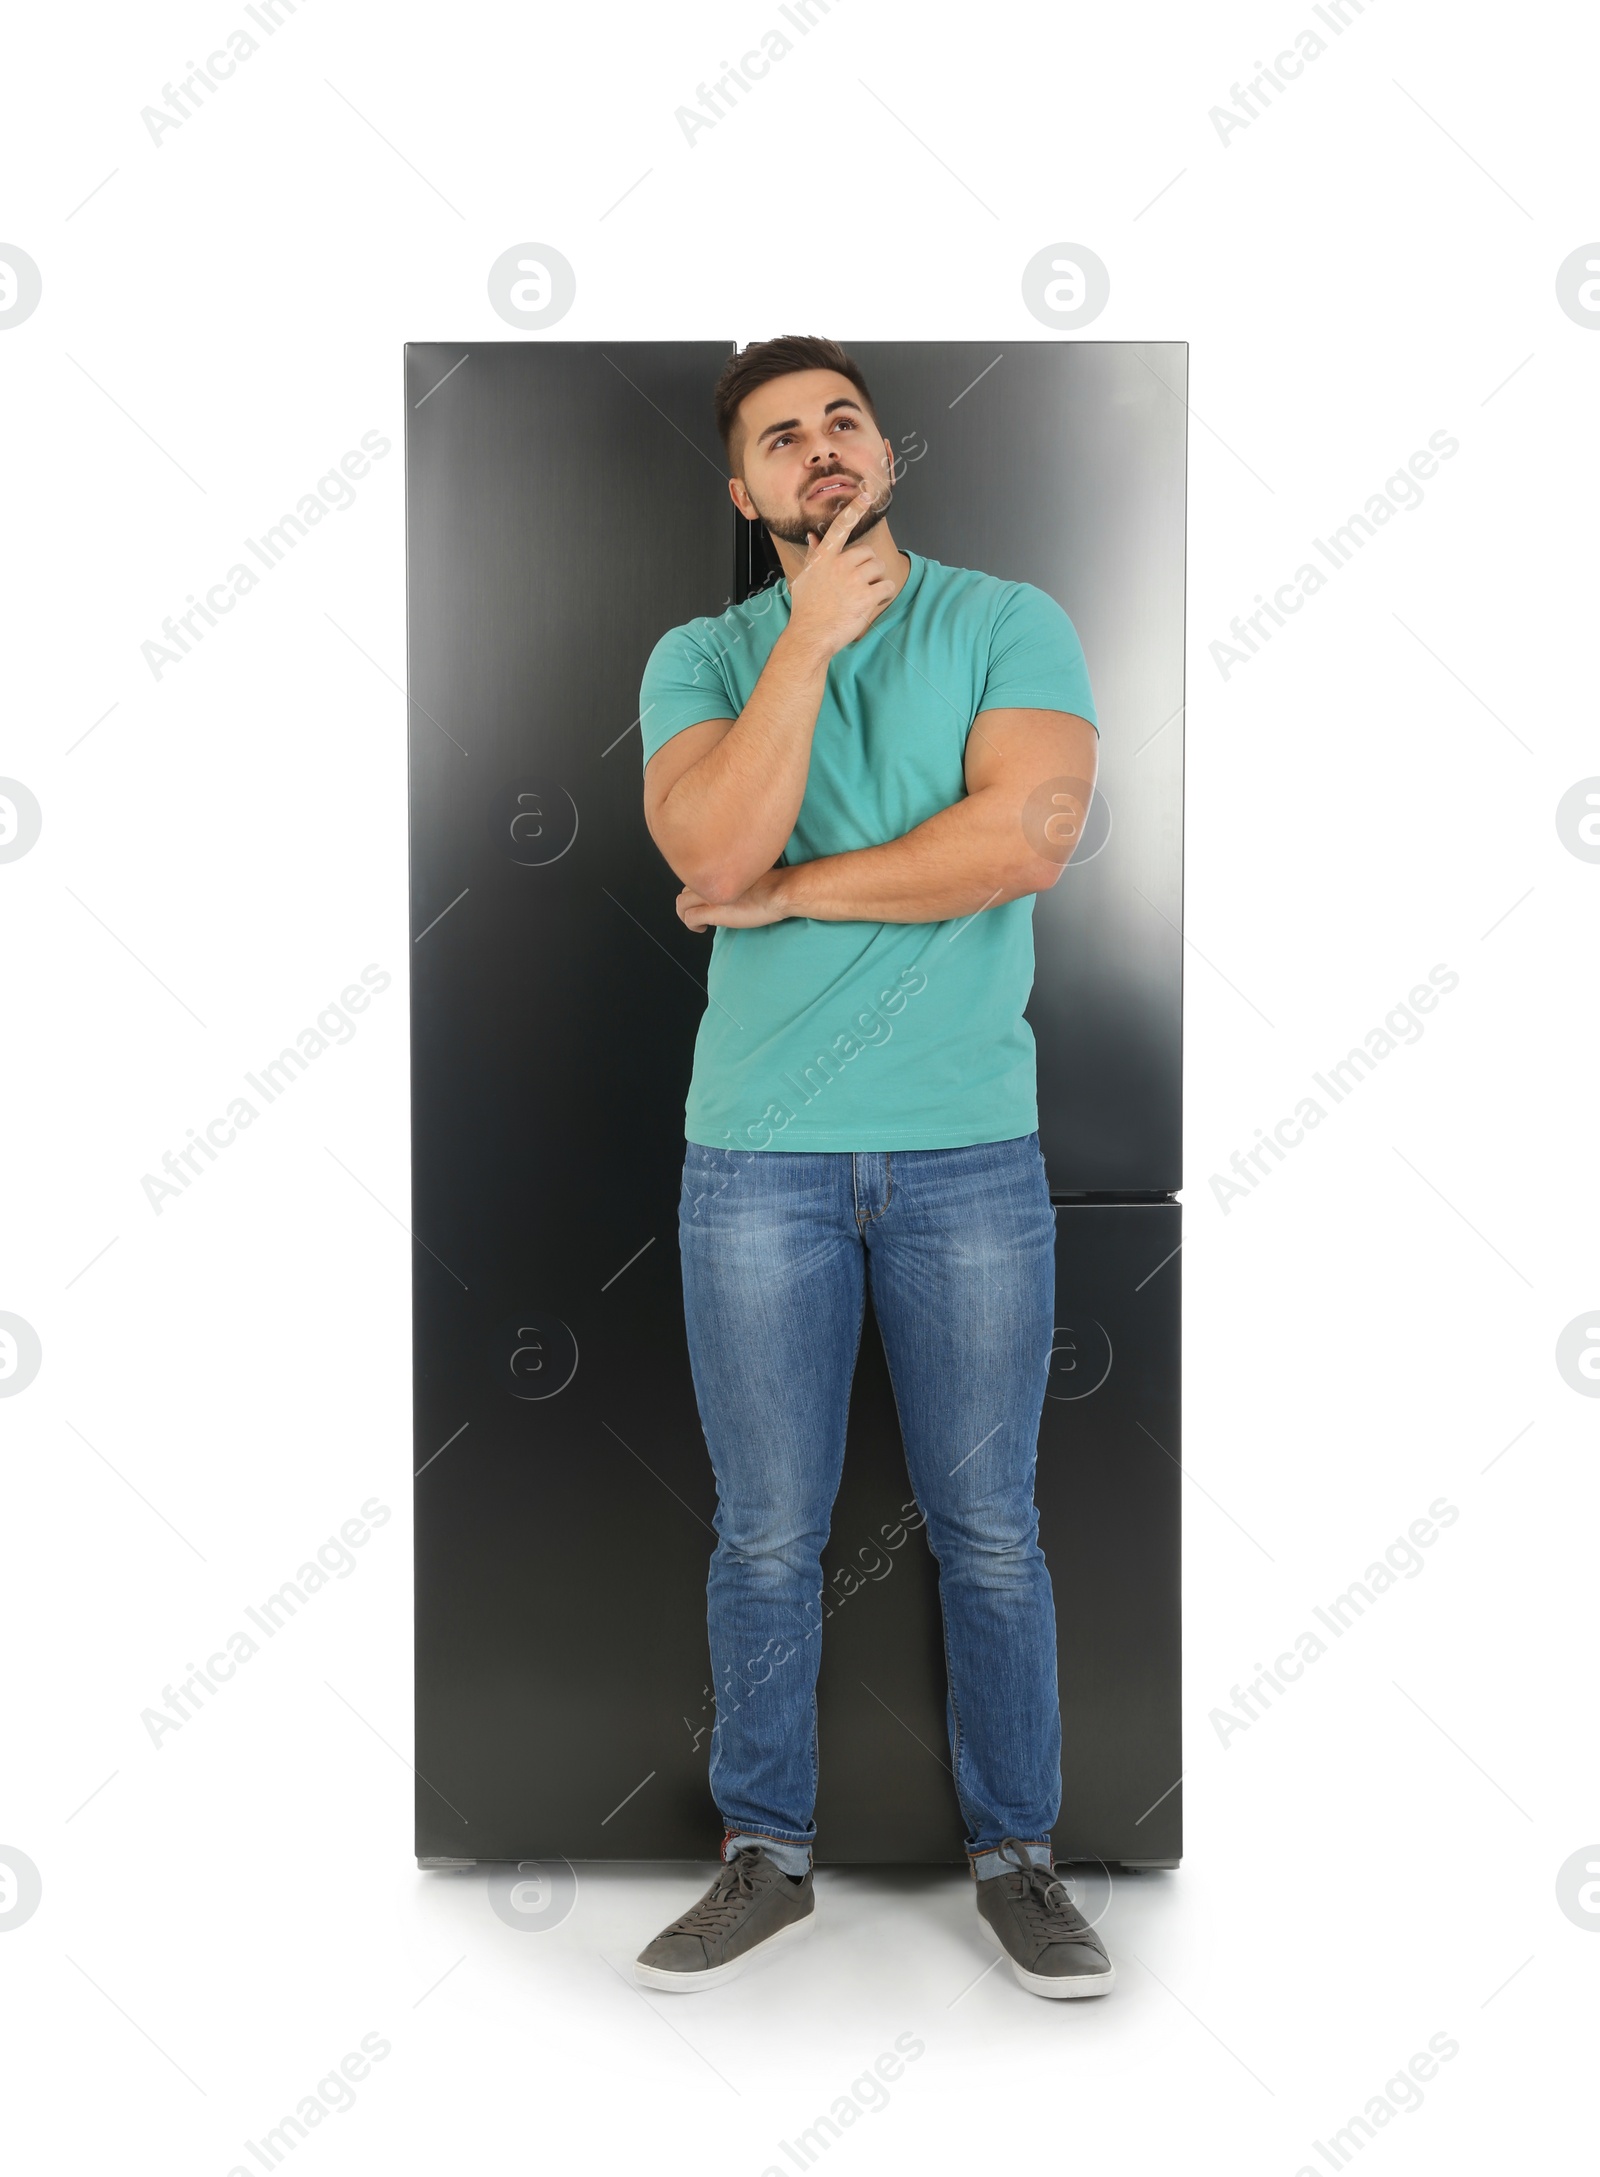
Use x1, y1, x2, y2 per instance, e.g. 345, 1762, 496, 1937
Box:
730, 369, 894, 548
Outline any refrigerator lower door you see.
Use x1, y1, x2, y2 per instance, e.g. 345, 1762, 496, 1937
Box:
415, 1196, 1180, 1869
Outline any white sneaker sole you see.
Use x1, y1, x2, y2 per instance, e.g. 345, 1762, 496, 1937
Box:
980, 1909, 1116, 1998
633, 1903, 816, 1992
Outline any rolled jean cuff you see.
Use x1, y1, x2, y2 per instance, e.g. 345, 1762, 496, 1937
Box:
969, 1839, 1052, 1881
722, 1828, 813, 1878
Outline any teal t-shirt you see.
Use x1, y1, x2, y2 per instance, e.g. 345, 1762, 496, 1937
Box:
638, 548, 1097, 1152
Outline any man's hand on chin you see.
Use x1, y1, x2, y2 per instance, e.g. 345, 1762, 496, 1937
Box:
675, 867, 791, 932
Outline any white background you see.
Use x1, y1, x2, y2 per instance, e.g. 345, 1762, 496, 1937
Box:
1, 0, 1595, 2170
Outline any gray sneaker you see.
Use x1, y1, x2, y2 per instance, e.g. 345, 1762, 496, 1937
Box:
975, 1838, 1115, 1998
634, 1845, 815, 1991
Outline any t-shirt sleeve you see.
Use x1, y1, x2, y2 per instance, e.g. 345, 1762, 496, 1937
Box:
977, 582, 1098, 732
637, 621, 739, 768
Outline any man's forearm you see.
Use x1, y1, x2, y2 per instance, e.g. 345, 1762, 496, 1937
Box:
771, 788, 1055, 923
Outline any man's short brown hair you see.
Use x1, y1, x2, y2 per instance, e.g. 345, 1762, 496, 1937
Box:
713, 335, 879, 476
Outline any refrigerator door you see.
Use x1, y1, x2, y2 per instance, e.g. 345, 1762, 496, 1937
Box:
823, 342, 1186, 1198
1042, 1201, 1182, 1866
406, 341, 737, 1863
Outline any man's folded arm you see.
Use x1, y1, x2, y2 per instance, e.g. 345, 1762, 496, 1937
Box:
765, 707, 1099, 924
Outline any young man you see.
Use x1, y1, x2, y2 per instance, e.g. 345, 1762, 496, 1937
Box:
631, 336, 1111, 2000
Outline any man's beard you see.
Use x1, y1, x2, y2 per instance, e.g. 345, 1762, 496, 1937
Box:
756, 473, 892, 549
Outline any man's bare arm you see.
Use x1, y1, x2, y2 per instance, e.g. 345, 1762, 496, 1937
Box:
642, 480, 895, 903
641, 630, 829, 903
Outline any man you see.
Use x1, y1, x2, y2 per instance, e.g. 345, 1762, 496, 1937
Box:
631, 335, 1111, 2001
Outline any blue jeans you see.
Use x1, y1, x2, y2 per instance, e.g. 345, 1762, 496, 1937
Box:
678, 1132, 1061, 1883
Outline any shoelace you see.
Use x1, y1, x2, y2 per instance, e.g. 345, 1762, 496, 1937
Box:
992, 1836, 1101, 1944
667, 1847, 777, 1938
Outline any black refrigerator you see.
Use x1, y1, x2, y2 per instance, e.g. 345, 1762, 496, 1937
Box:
404, 340, 1185, 1871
